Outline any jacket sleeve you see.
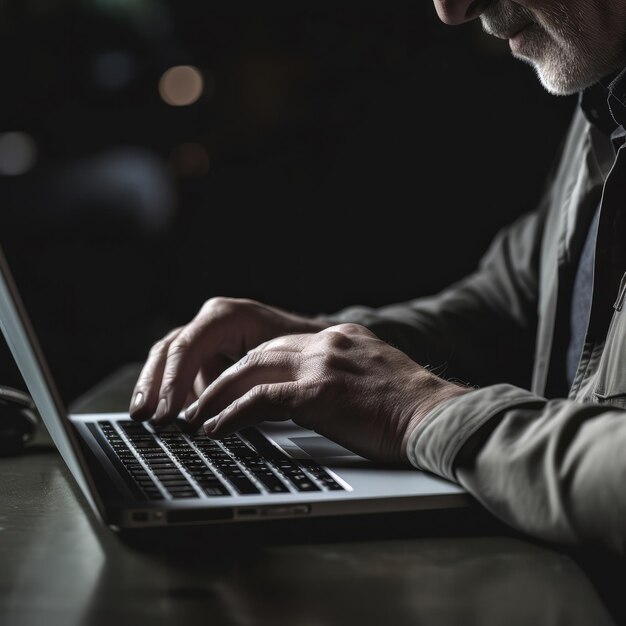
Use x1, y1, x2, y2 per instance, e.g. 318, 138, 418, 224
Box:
323, 197, 548, 389
408, 384, 626, 555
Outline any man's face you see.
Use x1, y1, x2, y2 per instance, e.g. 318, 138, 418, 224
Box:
433, 0, 626, 95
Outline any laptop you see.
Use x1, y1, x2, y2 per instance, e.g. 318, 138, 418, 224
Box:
0, 245, 470, 532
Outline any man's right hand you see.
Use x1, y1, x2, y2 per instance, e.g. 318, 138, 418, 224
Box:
128, 297, 331, 424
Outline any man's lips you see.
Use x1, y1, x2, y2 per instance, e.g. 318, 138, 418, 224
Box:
489, 21, 533, 40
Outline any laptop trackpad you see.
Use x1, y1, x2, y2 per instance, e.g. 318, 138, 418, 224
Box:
289, 436, 356, 458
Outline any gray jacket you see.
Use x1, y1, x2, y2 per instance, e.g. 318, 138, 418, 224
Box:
327, 100, 626, 555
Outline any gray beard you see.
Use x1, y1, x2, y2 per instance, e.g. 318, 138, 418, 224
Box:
479, 1, 618, 95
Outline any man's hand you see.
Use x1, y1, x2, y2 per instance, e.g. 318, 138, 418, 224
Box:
130, 299, 470, 464
129, 297, 330, 424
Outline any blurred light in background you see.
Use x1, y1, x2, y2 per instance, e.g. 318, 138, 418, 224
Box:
91, 50, 138, 91
158, 65, 204, 106
0, 132, 38, 176
168, 142, 210, 178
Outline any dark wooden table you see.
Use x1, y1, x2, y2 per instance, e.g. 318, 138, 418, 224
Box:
1, 364, 624, 626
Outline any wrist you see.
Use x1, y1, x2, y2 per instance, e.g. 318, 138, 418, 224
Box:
401, 374, 472, 464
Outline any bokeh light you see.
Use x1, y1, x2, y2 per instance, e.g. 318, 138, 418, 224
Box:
0, 132, 38, 176
158, 65, 204, 106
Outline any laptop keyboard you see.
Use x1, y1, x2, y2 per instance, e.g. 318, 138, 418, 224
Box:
97, 419, 346, 501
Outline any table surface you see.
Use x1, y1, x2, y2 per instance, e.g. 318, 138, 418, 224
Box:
2, 363, 626, 626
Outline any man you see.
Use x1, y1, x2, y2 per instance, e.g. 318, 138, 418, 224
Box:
129, 0, 626, 555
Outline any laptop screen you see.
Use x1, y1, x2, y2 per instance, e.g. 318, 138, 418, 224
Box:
0, 246, 104, 521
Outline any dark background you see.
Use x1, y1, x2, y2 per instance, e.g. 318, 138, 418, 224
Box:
0, 0, 577, 406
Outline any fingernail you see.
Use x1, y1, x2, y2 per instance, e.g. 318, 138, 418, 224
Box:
203, 416, 218, 434
185, 400, 199, 421
132, 392, 144, 410
154, 398, 168, 422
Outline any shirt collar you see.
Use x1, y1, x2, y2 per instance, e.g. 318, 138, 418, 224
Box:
581, 66, 626, 148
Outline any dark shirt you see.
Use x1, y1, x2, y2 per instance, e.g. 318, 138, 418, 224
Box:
567, 68, 626, 388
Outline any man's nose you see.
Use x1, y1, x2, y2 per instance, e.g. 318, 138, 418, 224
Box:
433, 0, 491, 25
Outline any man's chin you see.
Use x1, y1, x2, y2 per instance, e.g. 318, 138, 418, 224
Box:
537, 79, 580, 97
516, 56, 594, 96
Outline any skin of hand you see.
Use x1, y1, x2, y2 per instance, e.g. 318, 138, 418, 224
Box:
129, 297, 331, 422
129, 297, 471, 464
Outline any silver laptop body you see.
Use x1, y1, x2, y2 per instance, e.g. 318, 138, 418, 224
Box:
0, 247, 469, 531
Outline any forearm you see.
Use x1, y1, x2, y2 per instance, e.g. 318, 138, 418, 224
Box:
408, 384, 626, 555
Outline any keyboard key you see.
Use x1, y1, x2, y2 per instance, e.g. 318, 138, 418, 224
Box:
202, 484, 230, 497
99, 419, 346, 497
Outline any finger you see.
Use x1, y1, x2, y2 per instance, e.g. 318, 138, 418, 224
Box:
152, 328, 208, 425
203, 381, 301, 438
184, 358, 232, 409
192, 356, 232, 398
185, 349, 297, 429
153, 319, 254, 425
129, 327, 182, 421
